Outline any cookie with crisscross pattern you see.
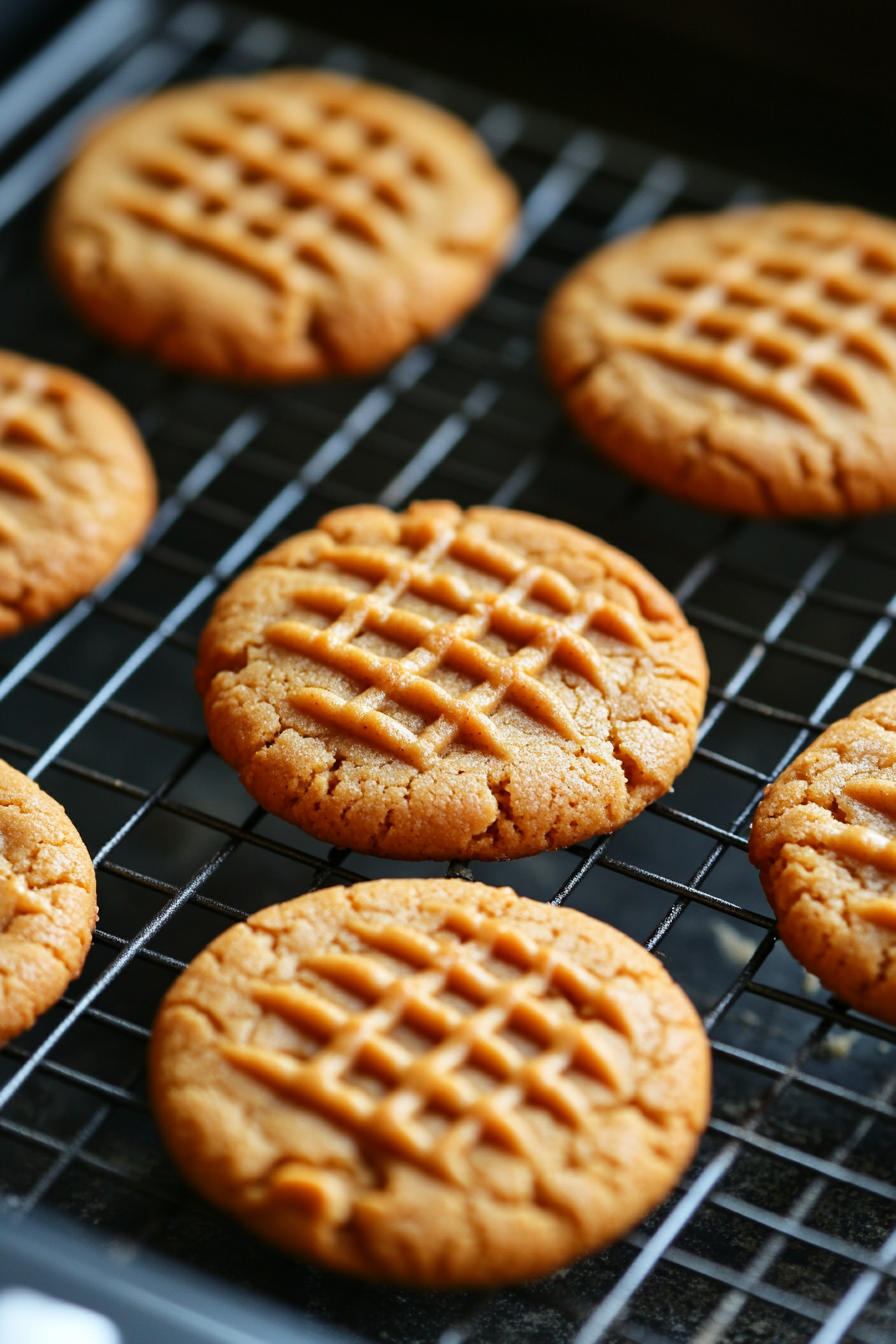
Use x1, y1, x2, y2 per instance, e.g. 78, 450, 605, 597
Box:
150, 878, 710, 1284
544, 202, 896, 515
196, 501, 707, 861
0, 350, 155, 635
49, 71, 518, 380
751, 690, 896, 1023
0, 756, 97, 1047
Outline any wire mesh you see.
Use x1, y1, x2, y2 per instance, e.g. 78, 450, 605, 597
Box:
1, 3, 896, 1342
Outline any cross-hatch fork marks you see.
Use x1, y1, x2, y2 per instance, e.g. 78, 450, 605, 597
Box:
0, 366, 74, 535
793, 774, 896, 901
118, 96, 448, 295
221, 905, 633, 1213
624, 236, 896, 432
265, 515, 657, 771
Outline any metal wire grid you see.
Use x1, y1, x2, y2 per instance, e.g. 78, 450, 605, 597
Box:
0, 3, 895, 1341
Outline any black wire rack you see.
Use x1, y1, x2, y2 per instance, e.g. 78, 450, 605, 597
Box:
2, 2, 896, 1342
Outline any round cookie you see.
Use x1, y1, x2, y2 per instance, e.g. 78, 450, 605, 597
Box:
0, 350, 156, 635
0, 757, 97, 1046
150, 877, 711, 1286
543, 202, 896, 516
750, 690, 896, 1023
195, 500, 708, 861
49, 71, 519, 381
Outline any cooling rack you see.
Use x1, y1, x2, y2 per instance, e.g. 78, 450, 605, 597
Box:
1, 2, 896, 1341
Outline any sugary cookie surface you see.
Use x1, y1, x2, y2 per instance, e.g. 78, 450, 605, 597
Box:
0, 351, 156, 633
150, 878, 710, 1285
50, 71, 519, 380
544, 202, 896, 516
0, 757, 97, 1046
196, 501, 707, 861
751, 689, 896, 1022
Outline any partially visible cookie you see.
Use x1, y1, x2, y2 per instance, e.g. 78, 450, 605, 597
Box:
0, 758, 97, 1046
543, 202, 896, 516
195, 500, 708, 862
750, 690, 896, 1022
49, 71, 519, 381
150, 877, 711, 1286
0, 350, 156, 635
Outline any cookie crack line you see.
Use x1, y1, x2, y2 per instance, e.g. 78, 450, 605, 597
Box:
0, 926, 87, 973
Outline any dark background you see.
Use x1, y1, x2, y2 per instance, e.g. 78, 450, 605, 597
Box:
4, 0, 896, 211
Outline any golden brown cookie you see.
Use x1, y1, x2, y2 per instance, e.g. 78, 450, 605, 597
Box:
0, 757, 97, 1046
49, 71, 519, 381
150, 877, 710, 1285
0, 350, 156, 635
543, 202, 896, 516
195, 501, 708, 861
750, 690, 896, 1023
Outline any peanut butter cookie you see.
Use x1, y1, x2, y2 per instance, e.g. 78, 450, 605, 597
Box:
0, 350, 155, 634
50, 71, 519, 381
0, 757, 97, 1047
750, 689, 896, 1022
195, 501, 707, 861
544, 203, 896, 516
150, 878, 711, 1285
